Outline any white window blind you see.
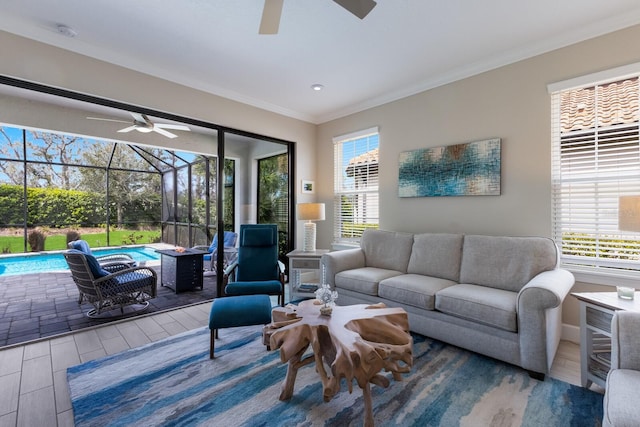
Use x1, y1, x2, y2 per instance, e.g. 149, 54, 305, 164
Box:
550, 72, 640, 277
333, 127, 379, 244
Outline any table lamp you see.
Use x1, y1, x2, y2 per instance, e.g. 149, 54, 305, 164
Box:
618, 195, 640, 299
619, 196, 640, 232
297, 203, 325, 252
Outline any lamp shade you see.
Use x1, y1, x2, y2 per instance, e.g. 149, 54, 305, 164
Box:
297, 203, 325, 221
619, 196, 640, 232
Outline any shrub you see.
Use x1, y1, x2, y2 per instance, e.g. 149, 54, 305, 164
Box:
66, 230, 81, 244
28, 228, 46, 252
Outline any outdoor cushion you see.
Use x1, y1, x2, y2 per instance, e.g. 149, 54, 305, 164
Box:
67, 249, 110, 278
435, 284, 518, 332
69, 240, 93, 254
379, 274, 455, 310
335, 267, 403, 296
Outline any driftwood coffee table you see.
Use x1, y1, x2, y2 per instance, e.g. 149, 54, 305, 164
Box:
265, 300, 413, 427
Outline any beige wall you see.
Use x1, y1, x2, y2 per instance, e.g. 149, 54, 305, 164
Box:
316, 24, 640, 332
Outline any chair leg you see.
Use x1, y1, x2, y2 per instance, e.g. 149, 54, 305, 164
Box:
210, 329, 215, 359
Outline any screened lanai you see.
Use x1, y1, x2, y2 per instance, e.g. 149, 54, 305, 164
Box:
0, 78, 295, 290
0, 126, 238, 252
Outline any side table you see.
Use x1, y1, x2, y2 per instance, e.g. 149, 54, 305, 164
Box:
156, 248, 207, 293
571, 291, 640, 389
286, 249, 330, 301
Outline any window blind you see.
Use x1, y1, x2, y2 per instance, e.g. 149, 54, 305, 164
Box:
333, 127, 379, 244
551, 75, 640, 275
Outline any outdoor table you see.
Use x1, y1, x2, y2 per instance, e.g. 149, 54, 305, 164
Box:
156, 248, 207, 293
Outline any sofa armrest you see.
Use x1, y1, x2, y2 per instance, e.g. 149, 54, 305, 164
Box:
321, 248, 365, 287
611, 311, 640, 370
516, 268, 575, 374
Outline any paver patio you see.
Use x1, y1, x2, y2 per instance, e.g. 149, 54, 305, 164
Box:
0, 265, 218, 347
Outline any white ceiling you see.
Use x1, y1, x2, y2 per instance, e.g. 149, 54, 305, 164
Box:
1, 0, 640, 124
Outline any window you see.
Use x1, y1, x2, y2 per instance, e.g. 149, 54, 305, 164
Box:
257, 153, 290, 259
333, 127, 379, 244
549, 64, 640, 282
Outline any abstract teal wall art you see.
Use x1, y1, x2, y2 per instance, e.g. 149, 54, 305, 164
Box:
398, 138, 501, 197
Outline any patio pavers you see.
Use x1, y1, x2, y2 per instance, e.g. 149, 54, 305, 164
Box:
0, 266, 218, 347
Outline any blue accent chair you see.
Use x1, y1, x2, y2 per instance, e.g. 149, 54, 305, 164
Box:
223, 224, 285, 306
192, 231, 238, 272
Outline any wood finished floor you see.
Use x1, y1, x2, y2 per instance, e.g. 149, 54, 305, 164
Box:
0, 301, 599, 427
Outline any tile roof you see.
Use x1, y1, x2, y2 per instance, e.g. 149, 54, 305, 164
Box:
345, 148, 379, 176
561, 77, 639, 133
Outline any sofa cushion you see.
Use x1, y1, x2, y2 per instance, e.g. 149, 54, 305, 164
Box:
361, 229, 414, 273
407, 233, 463, 282
379, 274, 456, 310
459, 235, 558, 292
335, 267, 403, 296
435, 284, 518, 332
603, 369, 640, 427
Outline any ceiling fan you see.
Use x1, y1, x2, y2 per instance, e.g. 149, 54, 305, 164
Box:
87, 112, 191, 139
259, 0, 377, 34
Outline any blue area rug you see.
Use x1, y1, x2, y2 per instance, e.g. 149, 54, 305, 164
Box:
67, 326, 603, 426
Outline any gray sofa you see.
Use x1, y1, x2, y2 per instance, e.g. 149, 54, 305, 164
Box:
321, 229, 575, 378
603, 311, 640, 426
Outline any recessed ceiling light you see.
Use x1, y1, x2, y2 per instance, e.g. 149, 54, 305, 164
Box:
56, 24, 78, 38
311, 84, 324, 91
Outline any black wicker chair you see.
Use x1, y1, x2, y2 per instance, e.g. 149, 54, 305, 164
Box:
64, 250, 157, 318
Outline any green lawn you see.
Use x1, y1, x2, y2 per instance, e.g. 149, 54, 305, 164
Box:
0, 230, 161, 254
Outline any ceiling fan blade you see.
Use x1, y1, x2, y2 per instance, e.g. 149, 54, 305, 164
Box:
129, 112, 148, 124
86, 116, 130, 124
333, 0, 377, 19
154, 123, 191, 131
259, 0, 283, 34
117, 125, 138, 133
152, 127, 178, 139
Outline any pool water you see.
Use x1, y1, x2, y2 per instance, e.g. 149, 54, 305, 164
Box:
0, 247, 160, 276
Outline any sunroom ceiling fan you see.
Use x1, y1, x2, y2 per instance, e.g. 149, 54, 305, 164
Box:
87, 112, 191, 139
259, 0, 377, 34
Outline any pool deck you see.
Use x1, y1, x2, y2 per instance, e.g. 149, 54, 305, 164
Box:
0, 263, 218, 348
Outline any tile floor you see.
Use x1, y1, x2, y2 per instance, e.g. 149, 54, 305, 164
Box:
0, 297, 600, 427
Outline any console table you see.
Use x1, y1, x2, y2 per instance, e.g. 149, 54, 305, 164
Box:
156, 248, 207, 293
572, 291, 640, 389
286, 249, 330, 300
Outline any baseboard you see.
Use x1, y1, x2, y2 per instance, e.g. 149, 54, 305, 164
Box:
562, 323, 580, 344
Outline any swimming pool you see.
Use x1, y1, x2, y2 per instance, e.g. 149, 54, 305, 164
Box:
0, 246, 160, 276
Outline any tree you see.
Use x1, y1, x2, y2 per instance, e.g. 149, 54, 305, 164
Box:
0, 127, 85, 189
0, 127, 24, 185
79, 143, 163, 227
